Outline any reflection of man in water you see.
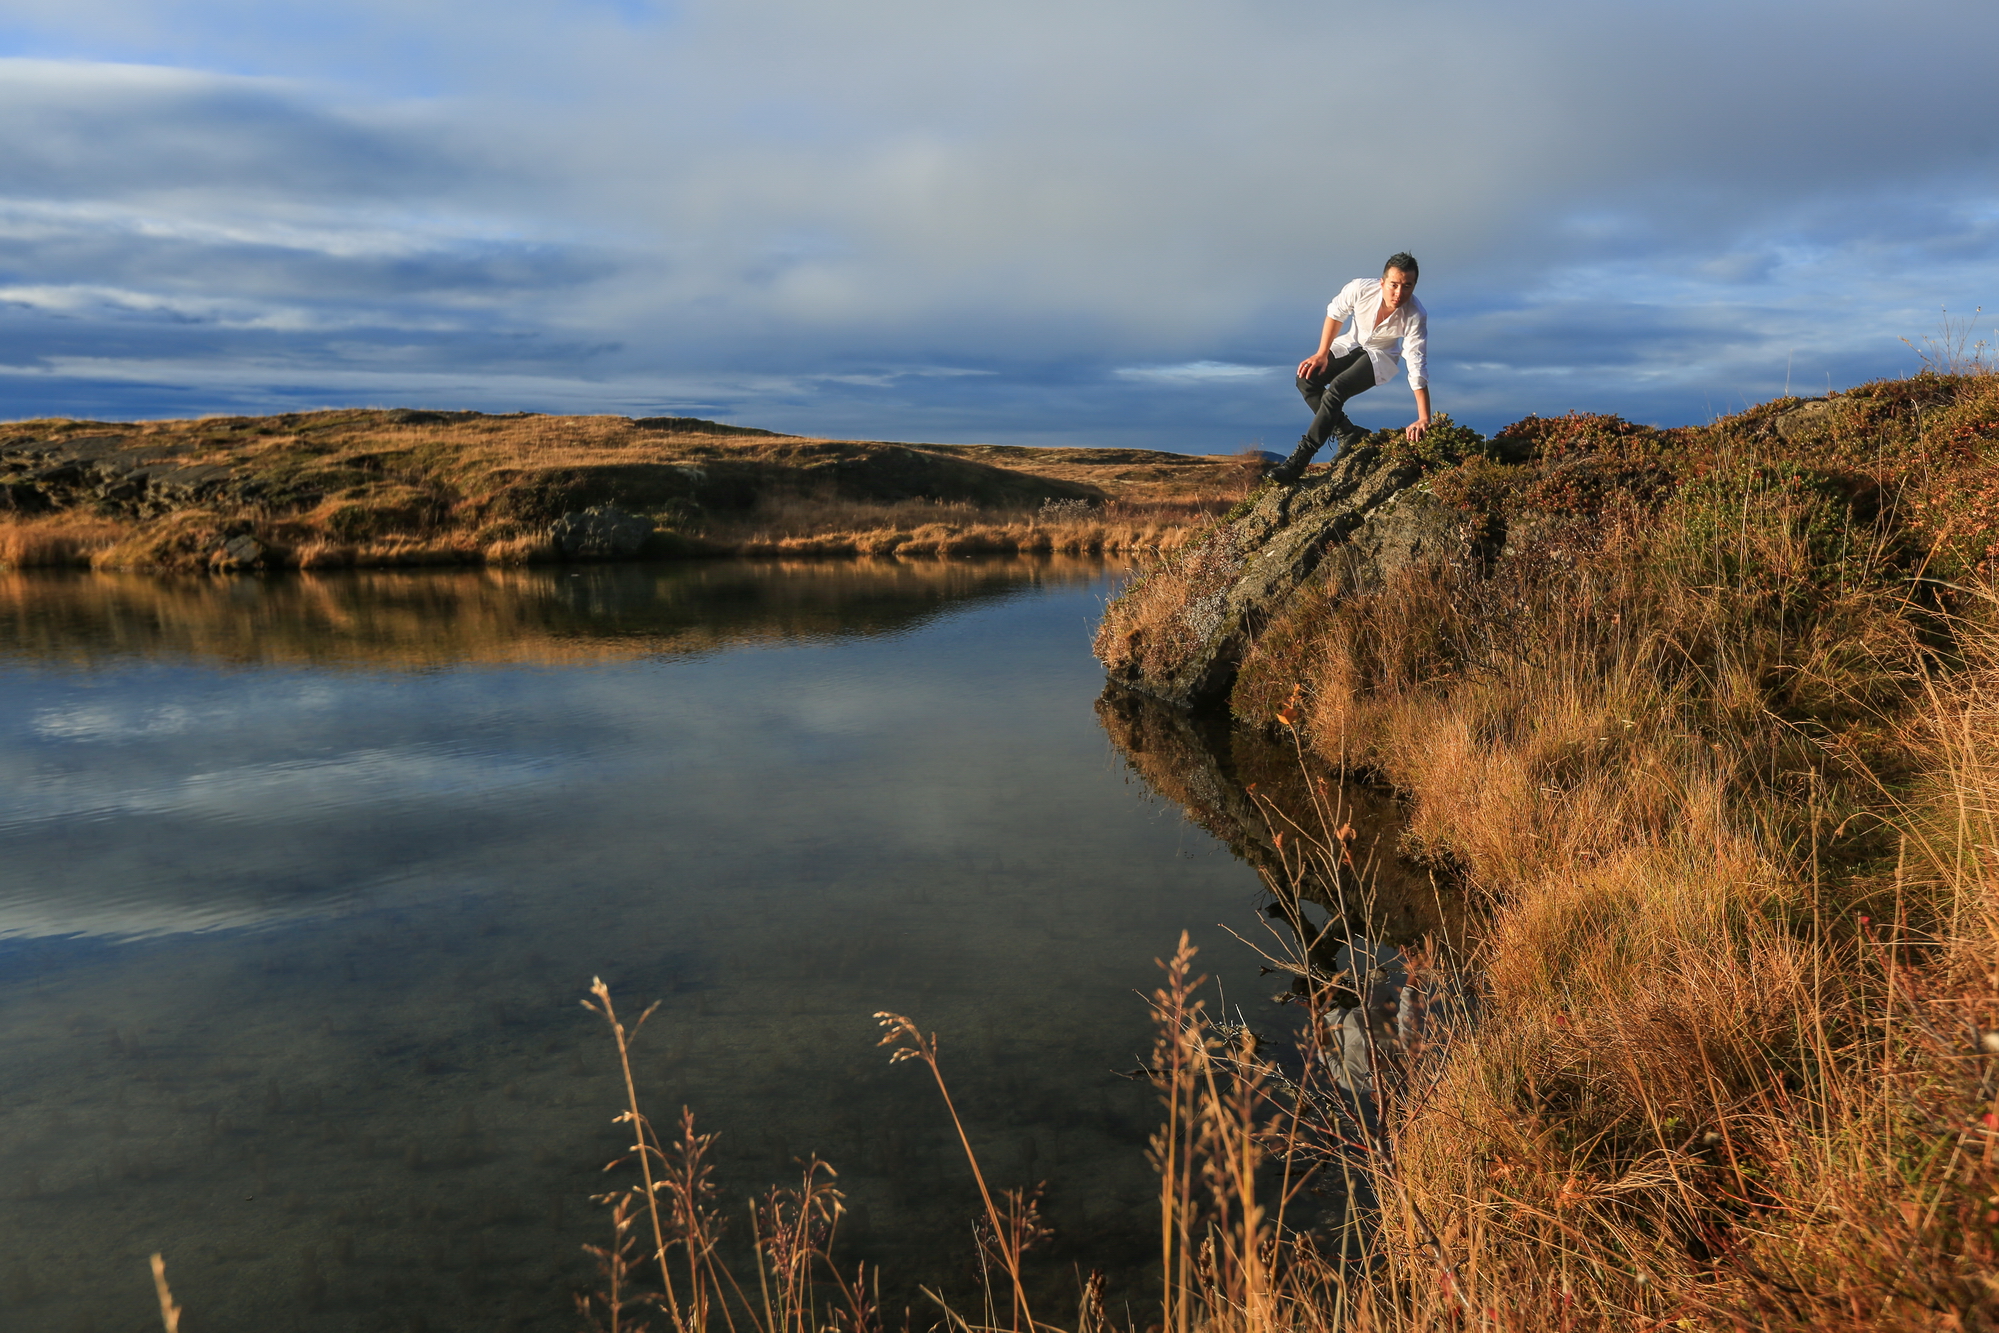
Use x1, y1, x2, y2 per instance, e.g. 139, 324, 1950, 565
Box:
1268, 253, 1431, 485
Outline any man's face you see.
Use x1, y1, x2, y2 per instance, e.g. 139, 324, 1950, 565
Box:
1380, 267, 1416, 312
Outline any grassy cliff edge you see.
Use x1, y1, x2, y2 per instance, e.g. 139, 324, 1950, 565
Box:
1097, 372, 1999, 1328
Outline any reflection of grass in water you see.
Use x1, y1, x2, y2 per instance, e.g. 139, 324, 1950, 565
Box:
0, 557, 1122, 669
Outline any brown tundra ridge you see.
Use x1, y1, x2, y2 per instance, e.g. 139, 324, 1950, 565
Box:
0, 408, 1266, 571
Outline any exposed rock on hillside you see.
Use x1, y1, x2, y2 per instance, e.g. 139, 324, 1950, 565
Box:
0, 431, 264, 516
1097, 438, 1486, 708
550, 506, 655, 559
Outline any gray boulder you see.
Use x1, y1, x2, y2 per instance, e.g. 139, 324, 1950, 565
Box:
218, 534, 265, 568
1102, 442, 1480, 708
549, 505, 655, 560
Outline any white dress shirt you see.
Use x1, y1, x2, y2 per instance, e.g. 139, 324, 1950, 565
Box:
1327, 277, 1429, 391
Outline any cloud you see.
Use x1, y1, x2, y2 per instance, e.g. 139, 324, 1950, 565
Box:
1116, 362, 1279, 384
0, 4, 1992, 443
0, 58, 475, 202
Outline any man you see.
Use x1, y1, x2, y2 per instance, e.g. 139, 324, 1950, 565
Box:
1268, 252, 1430, 485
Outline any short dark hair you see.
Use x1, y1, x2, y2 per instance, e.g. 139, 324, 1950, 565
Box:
1384, 252, 1419, 281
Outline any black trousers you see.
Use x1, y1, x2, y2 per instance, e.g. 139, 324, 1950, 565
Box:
1282, 346, 1376, 473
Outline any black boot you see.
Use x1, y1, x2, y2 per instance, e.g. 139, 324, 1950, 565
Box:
1268, 436, 1317, 485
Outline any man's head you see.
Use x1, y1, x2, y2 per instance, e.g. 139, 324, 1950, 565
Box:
1381, 253, 1418, 312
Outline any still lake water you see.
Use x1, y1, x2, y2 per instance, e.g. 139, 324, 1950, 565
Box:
0, 559, 1290, 1332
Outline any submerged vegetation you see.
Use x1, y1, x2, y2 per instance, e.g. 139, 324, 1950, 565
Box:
0, 409, 1249, 571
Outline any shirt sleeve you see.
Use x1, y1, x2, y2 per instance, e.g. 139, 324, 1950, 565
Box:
1402, 305, 1428, 391
1326, 278, 1364, 325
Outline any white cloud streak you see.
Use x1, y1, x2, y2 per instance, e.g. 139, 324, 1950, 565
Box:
1116, 362, 1279, 384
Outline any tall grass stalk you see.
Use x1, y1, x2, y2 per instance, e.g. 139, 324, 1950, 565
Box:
149, 1252, 181, 1333
875, 1014, 1041, 1333
1903, 306, 1996, 377
584, 978, 879, 1333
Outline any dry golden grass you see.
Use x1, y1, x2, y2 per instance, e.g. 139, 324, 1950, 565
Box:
0, 512, 127, 566
1, 409, 1248, 570
1089, 524, 1243, 683
1199, 499, 1997, 1326
1091, 367, 1999, 1326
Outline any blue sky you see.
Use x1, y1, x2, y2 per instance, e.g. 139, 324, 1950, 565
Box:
0, 0, 1995, 450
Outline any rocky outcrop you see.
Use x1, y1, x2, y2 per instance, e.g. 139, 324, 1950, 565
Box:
216, 534, 267, 569
1101, 441, 1486, 708
0, 433, 259, 518
631, 415, 789, 438
550, 505, 655, 559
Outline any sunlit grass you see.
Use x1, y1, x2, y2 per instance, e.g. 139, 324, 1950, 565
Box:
1, 411, 1249, 571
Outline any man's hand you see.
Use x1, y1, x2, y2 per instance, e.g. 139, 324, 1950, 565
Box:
1405, 387, 1433, 443
1296, 352, 1329, 381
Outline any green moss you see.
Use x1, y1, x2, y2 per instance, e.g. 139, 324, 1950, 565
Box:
1666, 461, 1859, 587
1223, 480, 1275, 522
1380, 413, 1488, 471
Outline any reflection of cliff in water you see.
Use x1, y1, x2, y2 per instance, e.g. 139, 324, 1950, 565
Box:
1095, 685, 1462, 960
0, 556, 1115, 668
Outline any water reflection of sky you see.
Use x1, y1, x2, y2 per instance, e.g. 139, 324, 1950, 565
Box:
0, 563, 1109, 936
0, 559, 1271, 1331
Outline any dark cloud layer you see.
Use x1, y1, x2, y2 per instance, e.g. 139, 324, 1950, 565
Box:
0, 2, 1995, 448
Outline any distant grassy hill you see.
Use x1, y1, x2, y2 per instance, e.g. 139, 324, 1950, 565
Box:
0, 409, 1252, 570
